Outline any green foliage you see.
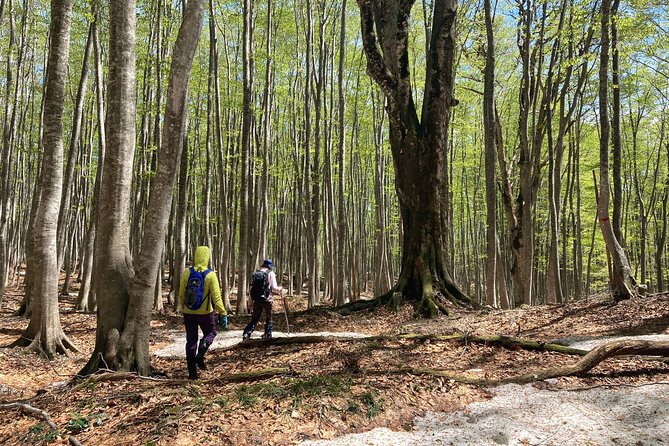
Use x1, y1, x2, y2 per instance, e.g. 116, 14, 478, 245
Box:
2, 0, 668, 316
234, 375, 352, 409
27, 422, 59, 444
346, 400, 360, 413
360, 390, 383, 419
234, 386, 259, 408
65, 413, 89, 434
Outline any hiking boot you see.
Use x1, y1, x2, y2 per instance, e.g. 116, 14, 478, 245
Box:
262, 322, 273, 339
187, 357, 198, 380
196, 339, 211, 370
242, 321, 256, 340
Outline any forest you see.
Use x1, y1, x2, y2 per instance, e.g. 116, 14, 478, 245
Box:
0, 0, 668, 444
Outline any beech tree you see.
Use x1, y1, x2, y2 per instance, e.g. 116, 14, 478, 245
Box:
80, 0, 138, 374
597, 0, 635, 302
356, 0, 475, 314
81, 0, 207, 375
11, 0, 77, 357
482, 0, 497, 307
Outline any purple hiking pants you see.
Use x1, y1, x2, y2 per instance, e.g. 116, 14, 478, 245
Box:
184, 312, 217, 359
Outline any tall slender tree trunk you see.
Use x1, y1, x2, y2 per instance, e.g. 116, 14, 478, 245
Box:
483, 0, 497, 307
209, 0, 231, 308
334, 0, 348, 306
597, 0, 634, 302
236, 0, 253, 315
172, 133, 188, 311
372, 91, 391, 297
512, 0, 536, 307
655, 118, 668, 292
0, 0, 16, 307
57, 23, 93, 272
610, 0, 624, 247
11, 0, 77, 357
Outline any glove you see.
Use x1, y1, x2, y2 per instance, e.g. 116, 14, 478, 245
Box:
217, 315, 228, 330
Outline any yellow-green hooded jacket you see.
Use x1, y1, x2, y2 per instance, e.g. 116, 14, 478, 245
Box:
179, 246, 227, 315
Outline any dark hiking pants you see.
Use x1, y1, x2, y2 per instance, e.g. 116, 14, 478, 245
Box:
184, 312, 217, 359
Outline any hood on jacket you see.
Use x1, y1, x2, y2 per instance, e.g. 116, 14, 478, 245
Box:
194, 246, 210, 270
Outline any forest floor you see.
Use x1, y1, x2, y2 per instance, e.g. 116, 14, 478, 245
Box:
1, 276, 668, 446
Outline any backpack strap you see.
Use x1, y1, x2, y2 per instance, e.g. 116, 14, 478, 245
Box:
201, 269, 212, 309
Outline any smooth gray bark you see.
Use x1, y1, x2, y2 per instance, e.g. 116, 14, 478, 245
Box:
12, 0, 77, 357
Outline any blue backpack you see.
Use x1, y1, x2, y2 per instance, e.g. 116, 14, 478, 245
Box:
185, 267, 211, 310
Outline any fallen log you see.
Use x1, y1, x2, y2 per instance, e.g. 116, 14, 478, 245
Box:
362, 340, 669, 386
227, 333, 589, 356
501, 339, 669, 384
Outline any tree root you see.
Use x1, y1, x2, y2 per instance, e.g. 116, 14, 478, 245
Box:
72, 367, 291, 389
0, 402, 59, 431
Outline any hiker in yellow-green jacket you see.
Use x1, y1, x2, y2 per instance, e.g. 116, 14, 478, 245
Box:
179, 246, 227, 380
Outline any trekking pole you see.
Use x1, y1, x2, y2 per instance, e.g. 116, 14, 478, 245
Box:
282, 289, 290, 334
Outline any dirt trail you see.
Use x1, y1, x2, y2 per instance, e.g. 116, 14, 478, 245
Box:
295, 336, 669, 446
300, 381, 669, 446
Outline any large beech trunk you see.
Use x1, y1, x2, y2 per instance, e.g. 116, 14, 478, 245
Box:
80, 0, 137, 375
11, 0, 77, 357
357, 0, 474, 314
81, 0, 206, 376
116, 0, 206, 375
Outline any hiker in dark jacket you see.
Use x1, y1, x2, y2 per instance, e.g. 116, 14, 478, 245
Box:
242, 259, 283, 340
179, 246, 227, 379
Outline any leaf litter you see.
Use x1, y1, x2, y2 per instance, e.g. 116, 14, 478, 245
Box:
0, 280, 668, 445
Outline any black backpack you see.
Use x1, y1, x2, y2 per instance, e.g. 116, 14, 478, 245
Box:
249, 269, 271, 301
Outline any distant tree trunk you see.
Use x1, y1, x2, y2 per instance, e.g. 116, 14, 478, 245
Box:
11, 0, 78, 357
236, 0, 253, 315
0, 0, 16, 308
57, 23, 93, 273
483, 0, 497, 307
511, 0, 541, 307
372, 91, 392, 297
357, 0, 475, 314
598, 0, 634, 302
258, 0, 274, 264
334, 0, 348, 306
610, 0, 624, 247
209, 0, 231, 308
76, 10, 105, 313
172, 133, 188, 311
655, 118, 668, 292
303, 0, 320, 308
630, 106, 651, 288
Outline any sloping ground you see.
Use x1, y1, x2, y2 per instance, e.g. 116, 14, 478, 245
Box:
301, 383, 669, 446
0, 281, 668, 446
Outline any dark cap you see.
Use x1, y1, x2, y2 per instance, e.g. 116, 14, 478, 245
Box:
262, 258, 274, 269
